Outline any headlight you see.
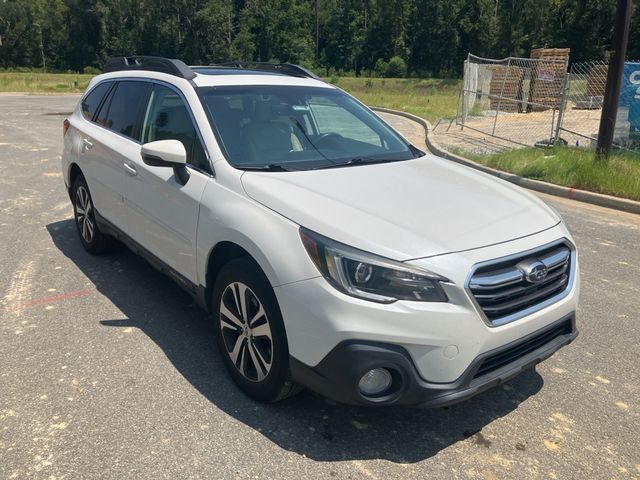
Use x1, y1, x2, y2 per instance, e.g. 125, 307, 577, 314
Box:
299, 228, 449, 303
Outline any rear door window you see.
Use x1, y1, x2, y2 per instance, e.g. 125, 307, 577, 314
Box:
81, 82, 112, 121
141, 84, 210, 173
101, 81, 150, 141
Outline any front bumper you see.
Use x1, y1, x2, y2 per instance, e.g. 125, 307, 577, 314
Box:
290, 312, 577, 407
276, 226, 579, 384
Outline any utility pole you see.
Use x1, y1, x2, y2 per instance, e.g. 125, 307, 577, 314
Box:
596, 0, 632, 160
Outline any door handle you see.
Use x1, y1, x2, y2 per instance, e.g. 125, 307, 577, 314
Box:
123, 163, 137, 176
82, 138, 93, 150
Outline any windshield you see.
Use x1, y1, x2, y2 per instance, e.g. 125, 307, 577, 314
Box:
198, 85, 420, 170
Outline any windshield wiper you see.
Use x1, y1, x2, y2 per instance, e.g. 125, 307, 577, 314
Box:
314, 157, 406, 170
409, 144, 426, 158
235, 163, 295, 172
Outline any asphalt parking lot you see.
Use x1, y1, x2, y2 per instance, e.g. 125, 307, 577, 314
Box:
1, 95, 639, 480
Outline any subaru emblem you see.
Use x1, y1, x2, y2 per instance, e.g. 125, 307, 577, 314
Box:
518, 259, 548, 284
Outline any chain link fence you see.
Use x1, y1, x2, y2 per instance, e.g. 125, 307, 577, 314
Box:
456, 54, 569, 148
454, 54, 640, 153
559, 61, 640, 150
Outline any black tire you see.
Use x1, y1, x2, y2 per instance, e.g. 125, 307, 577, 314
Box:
212, 258, 300, 402
71, 174, 116, 254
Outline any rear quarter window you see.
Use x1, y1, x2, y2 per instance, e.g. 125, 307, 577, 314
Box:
80, 82, 112, 121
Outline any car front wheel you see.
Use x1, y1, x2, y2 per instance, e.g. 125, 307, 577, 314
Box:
212, 258, 300, 402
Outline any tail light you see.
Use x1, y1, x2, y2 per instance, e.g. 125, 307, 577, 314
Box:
63, 119, 70, 136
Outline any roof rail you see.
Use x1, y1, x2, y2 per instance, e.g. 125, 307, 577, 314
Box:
211, 62, 321, 80
103, 56, 196, 80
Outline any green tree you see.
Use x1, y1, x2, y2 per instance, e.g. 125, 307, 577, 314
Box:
321, 0, 366, 73
543, 0, 616, 63
197, 0, 234, 63
361, 0, 410, 72
96, 0, 144, 60
0, 0, 41, 68
408, 0, 462, 76
63, 0, 101, 71
234, 0, 313, 63
1, 0, 639, 76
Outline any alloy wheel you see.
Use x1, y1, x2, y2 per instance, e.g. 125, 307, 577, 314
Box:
75, 185, 95, 244
219, 282, 273, 382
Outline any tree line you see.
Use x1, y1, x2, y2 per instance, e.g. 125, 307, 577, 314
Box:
1, 0, 640, 77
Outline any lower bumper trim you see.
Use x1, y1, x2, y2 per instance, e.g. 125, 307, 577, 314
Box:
290, 312, 577, 407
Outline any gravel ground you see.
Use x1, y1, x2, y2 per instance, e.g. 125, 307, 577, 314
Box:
1, 95, 639, 480
427, 106, 601, 155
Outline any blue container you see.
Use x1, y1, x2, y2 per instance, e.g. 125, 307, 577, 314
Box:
621, 62, 640, 136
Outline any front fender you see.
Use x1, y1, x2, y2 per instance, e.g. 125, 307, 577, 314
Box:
196, 180, 320, 289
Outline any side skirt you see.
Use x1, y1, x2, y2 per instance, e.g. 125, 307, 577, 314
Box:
94, 209, 209, 312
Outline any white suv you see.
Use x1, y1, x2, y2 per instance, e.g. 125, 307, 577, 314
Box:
62, 57, 579, 406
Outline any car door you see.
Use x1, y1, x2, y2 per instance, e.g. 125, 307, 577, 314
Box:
76, 81, 128, 232
81, 80, 151, 234
125, 83, 211, 284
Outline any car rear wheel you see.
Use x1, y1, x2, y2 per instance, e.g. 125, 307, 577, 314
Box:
212, 258, 300, 402
71, 175, 115, 254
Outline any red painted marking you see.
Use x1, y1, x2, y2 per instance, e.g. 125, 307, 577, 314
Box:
3, 289, 92, 312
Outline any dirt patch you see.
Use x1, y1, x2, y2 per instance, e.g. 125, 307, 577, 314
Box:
433, 106, 601, 155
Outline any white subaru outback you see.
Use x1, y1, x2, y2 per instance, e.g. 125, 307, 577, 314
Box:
62, 57, 579, 407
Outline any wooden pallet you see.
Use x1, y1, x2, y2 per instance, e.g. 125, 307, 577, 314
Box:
488, 65, 525, 112
585, 63, 608, 97
528, 48, 570, 111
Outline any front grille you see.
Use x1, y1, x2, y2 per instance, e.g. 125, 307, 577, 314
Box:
468, 242, 573, 324
473, 318, 573, 379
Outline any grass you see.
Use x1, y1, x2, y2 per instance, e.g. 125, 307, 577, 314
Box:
334, 77, 460, 121
0, 73, 461, 121
2, 71, 636, 200
0, 72, 93, 93
464, 147, 640, 201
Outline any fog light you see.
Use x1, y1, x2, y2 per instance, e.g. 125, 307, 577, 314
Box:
358, 368, 392, 396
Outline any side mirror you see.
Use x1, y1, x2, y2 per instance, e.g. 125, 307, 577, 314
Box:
141, 140, 190, 185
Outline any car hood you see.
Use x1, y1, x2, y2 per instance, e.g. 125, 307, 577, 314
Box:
240, 155, 560, 261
